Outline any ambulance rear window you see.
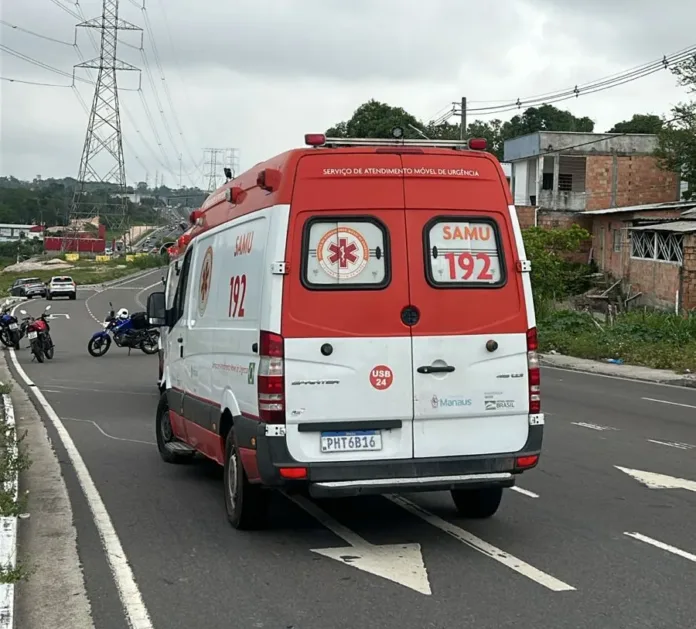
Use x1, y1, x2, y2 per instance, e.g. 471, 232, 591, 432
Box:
425, 217, 506, 288
302, 217, 389, 289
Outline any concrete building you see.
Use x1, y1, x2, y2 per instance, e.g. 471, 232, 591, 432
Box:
504, 131, 682, 229
0, 223, 43, 242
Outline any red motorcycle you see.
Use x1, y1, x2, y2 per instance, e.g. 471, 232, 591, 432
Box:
19, 305, 54, 363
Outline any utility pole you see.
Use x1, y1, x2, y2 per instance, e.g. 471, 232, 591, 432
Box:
460, 96, 467, 142
66, 0, 142, 251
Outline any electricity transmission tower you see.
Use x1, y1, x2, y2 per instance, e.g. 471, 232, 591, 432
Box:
67, 0, 141, 250
204, 148, 239, 192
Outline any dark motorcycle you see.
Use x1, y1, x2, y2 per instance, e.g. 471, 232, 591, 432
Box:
0, 307, 21, 350
20, 305, 54, 363
88, 303, 159, 357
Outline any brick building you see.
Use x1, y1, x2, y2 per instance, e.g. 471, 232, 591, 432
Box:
504, 131, 682, 229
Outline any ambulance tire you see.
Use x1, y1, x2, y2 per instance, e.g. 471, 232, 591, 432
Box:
223, 429, 269, 530
156, 395, 195, 464
450, 486, 503, 519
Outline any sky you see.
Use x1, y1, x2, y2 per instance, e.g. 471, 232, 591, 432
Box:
0, 0, 694, 189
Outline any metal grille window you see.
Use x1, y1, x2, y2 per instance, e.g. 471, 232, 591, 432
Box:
558, 173, 573, 192
631, 230, 683, 263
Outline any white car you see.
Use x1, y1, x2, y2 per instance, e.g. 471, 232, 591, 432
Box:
46, 276, 77, 300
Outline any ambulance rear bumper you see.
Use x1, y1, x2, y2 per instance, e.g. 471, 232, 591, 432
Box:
235, 416, 543, 498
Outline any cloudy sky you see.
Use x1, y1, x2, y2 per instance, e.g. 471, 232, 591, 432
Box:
0, 0, 693, 189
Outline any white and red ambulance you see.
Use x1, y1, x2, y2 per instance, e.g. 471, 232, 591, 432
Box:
147, 132, 543, 530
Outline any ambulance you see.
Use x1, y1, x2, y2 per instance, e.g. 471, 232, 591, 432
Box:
147, 132, 543, 530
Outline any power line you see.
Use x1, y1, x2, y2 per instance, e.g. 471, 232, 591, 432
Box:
1, 76, 74, 87
0, 20, 75, 46
432, 45, 696, 125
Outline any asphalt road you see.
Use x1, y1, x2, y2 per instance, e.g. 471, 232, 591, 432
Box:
7, 272, 696, 629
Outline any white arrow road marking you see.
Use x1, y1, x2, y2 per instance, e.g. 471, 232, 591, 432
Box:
615, 466, 696, 492
288, 495, 431, 595
571, 422, 618, 431
387, 495, 575, 592
642, 397, 696, 410
625, 532, 696, 564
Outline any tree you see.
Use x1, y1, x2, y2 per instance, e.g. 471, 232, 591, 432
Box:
608, 114, 663, 134
656, 55, 696, 200
501, 104, 595, 139
325, 101, 598, 163
325, 100, 422, 139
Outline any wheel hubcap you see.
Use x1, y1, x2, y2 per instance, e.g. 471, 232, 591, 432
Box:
161, 411, 173, 442
228, 449, 238, 509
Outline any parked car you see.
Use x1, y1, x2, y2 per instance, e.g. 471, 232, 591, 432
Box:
10, 277, 46, 299
46, 276, 77, 300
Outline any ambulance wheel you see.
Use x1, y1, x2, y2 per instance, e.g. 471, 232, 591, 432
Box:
156, 394, 194, 464
223, 429, 269, 530
450, 486, 503, 519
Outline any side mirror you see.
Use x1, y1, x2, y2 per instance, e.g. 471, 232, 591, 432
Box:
147, 291, 167, 327
161, 276, 166, 286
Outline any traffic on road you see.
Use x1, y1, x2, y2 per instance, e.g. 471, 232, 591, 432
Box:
3, 136, 695, 629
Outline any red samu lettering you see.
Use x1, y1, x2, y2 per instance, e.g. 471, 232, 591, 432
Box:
234, 232, 254, 257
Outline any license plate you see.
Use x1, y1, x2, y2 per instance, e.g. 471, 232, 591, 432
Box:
320, 430, 382, 453
9, 323, 18, 330
27, 331, 38, 339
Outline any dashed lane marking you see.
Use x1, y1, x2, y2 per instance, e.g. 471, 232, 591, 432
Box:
642, 397, 696, 410
511, 486, 540, 498
625, 532, 696, 564
647, 439, 696, 450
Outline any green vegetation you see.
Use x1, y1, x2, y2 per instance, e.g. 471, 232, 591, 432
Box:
0, 391, 30, 585
538, 308, 696, 373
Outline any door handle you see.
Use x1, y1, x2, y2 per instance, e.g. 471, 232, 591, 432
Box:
177, 337, 183, 343
417, 365, 455, 374
252, 342, 258, 353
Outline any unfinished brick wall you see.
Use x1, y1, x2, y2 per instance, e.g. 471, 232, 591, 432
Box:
626, 258, 680, 309
536, 210, 592, 264
515, 205, 536, 229
585, 155, 680, 211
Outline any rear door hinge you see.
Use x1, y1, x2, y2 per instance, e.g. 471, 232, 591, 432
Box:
271, 261, 288, 275
516, 260, 531, 273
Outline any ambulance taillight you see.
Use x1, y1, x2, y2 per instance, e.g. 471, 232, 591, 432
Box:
258, 331, 285, 424
526, 327, 540, 414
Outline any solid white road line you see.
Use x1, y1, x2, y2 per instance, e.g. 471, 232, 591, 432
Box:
625, 532, 696, 564
63, 417, 156, 446
135, 281, 164, 309
641, 397, 696, 409
0, 392, 18, 629
8, 348, 154, 629
511, 486, 540, 498
387, 496, 575, 592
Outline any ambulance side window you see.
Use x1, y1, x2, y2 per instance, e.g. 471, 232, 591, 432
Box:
301, 217, 390, 289
170, 249, 193, 327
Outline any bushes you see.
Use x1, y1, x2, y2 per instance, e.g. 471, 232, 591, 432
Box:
522, 224, 594, 300
539, 308, 696, 372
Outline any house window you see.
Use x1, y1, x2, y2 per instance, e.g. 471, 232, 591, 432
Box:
558, 173, 573, 192
613, 229, 622, 252
630, 230, 683, 263
542, 173, 553, 190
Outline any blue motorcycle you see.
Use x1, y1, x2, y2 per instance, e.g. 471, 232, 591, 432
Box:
0, 306, 21, 350
87, 302, 159, 357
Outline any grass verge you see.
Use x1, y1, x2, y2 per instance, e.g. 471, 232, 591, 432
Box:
539, 306, 696, 372
0, 253, 166, 295
0, 385, 30, 585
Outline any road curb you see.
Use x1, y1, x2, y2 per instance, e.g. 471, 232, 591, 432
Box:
541, 353, 696, 389
0, 390, 18, 629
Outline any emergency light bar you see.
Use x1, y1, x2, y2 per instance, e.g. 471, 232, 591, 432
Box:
304, 134, 488, 151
